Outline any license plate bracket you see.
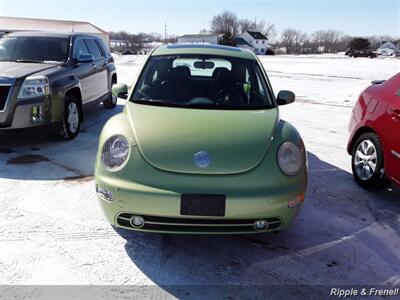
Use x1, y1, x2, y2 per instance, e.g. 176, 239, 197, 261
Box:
180, 194, 226, 216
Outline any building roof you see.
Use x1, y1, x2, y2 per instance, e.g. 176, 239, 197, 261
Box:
178, 34, 223, 39
378, 41, 398, 50
152, 44, 256, 60
5, 31, 72, 38
235, 37, 254, 48
246, 31, 267, 40
0, 16, 108, 35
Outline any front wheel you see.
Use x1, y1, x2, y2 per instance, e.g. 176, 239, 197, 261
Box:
103, 78, 117, 109
351, 133, 385, 189
60, 95, 81, 140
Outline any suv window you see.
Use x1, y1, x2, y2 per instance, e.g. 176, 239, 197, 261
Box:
74, 39, 90, 58
0, 36, 69, 62
96, 39, 109, 56
85, 39, 103, 59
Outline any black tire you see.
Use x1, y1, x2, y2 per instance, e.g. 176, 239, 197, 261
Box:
351, 133, 385, 189
103, 78, 117, 109
60, 95, 81, 140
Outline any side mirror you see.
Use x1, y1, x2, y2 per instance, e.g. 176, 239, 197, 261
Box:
277, 90, 295, 106
76, 54, 94, 63
371, 80, 385, 85
112, 83, 128, 100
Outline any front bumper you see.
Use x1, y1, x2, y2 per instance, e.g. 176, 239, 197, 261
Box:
95, 176, 305, 234
95, 117, 308, 234
0, 95, 55, 130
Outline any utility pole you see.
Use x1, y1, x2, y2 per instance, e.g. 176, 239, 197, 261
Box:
164, 22, 167, 44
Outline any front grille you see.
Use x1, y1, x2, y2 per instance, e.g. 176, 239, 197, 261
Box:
0, 86, 11, 110
116, 213, 282, 233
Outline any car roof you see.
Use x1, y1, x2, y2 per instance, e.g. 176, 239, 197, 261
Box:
152, 44, 257, 60
4, 31, 97, 39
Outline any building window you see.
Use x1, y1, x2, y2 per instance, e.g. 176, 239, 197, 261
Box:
255, 40, 259, 44
262, 40, 265, 44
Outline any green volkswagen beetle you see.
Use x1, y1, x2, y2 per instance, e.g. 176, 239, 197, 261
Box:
94, 44, 307, 234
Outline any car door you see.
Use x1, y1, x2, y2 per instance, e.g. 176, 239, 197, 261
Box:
84, 38, 109, 101
73, 38, 97, 104
381, 75, 400, 184
388, 86, 400, 183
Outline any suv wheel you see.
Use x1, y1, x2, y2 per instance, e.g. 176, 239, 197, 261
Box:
351, 133, 385, 189
60, 95, 81, 140
103, 78, 117, 109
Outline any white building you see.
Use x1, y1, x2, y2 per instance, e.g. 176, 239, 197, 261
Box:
177, 34, 223, 45
0, 16, 110, 49
377, 41, 398, 56
238, 31, 269, 55
234, 37, 255, 52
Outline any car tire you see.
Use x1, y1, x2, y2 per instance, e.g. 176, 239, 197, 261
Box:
351, 133, 385, 189
103, 78, 117, 109
60, 95, 81, 140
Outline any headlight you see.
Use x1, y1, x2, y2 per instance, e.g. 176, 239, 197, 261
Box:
101, 135, 130, 170
18, 76, 50, 99
277, 142, 305, 176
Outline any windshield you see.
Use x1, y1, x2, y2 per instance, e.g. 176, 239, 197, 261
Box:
131, 54, 274, 109
0, 36, 70, 63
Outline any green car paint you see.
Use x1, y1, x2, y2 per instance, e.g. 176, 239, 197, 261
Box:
95, 44, 307, 234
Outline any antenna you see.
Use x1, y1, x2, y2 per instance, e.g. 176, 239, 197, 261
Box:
72, 23, 75, 33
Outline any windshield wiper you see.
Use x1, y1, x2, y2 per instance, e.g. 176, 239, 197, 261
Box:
15, 59, 44, 64
134, 99, 185, 108
185, 102, 266, 110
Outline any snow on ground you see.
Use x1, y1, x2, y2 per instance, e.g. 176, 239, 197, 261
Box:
261, 54, 398, 107
0, 54, 399, 299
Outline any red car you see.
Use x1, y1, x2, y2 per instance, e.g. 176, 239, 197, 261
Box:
348, 73, 400, 189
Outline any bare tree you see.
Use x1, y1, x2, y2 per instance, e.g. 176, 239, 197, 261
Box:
255, 21, 277, 41
238, 19, 255, 33
294, 31, 308, 54
337, 35, 353, 51
280, 29, 296, 54
368, 35, 397, 49
238, 19, 276, 41
211, 10, 239, 36
280, 29, 306, 54
311, 30, 343, 53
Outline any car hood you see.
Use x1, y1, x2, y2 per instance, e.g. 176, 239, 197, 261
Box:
127, 102, 279, 175
0, 62, 58, 80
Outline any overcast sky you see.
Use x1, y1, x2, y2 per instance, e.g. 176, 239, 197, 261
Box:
0, 0, 399, 37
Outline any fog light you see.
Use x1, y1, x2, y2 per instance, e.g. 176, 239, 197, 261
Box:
32, 106, 43, 122
96, 185, 113, 201
288, 192, 305, 208
254, 220, 268, 231
130, 216, 145, 228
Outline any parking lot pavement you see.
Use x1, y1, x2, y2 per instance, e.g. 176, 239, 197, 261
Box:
0, 55, 399, 298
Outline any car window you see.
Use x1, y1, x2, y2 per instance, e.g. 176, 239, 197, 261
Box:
0, 36, 69, 62
74, 39, 90, 58
173, 58, 232, 77
96, 38, 109, 56
132, 54, 274, 110
85, 39, 103, 59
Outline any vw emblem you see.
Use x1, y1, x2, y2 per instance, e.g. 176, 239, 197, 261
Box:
194, 151, 211, 168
